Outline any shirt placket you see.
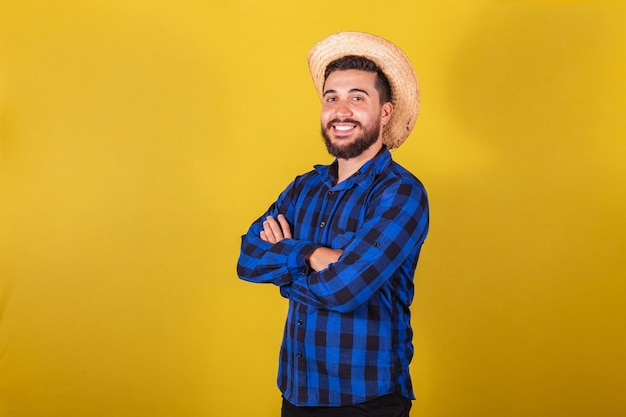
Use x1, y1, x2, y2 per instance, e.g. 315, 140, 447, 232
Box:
294, 185, 340, 393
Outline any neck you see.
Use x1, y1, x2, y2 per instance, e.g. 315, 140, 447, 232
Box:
335, 142, 383, 184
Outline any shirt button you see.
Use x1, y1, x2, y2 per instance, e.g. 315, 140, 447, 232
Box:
373, 241, 381, 248
297, 319, 303, 326
297, 352, 303, 358
319, 221, 326, 228
328, 191, 335, 196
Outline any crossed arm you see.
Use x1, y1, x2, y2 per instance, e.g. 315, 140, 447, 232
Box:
238, 177, 429, 312
260, 214, 342, 272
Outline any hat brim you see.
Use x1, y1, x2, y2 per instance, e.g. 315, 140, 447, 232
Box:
307, 31, 419, 149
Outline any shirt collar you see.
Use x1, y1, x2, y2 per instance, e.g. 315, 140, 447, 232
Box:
314, 146, 392, 190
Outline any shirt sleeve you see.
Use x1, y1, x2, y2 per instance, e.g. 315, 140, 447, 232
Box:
236, 178, 318, 286
280, 178, 429, 313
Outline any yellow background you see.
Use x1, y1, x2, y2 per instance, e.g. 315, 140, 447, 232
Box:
1, 1, 625, 416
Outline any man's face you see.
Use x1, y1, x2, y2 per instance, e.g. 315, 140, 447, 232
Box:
320, 69, 391, 160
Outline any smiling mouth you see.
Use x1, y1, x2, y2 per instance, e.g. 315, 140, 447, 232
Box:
329, 119, 359, 135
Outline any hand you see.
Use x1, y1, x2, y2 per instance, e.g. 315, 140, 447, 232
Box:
260, 214, 292, 244
307, 247, 343, 272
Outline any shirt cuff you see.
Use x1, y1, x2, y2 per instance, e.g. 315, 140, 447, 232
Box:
287, 241, 317, 282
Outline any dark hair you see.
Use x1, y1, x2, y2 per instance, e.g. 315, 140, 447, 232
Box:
324, 55, 392, 104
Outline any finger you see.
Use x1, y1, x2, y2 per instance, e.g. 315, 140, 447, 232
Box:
262, 220, 277, 244
277, 214, 292, 239
265, 216, 284, 241
260, 230, 269, 242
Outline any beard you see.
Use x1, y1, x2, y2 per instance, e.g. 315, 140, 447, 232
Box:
321, 118, 381, 159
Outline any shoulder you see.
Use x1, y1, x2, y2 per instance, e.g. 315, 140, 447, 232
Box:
378, 160, 426, 192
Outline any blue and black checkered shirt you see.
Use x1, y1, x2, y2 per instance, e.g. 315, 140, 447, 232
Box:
237, 147, 429, 406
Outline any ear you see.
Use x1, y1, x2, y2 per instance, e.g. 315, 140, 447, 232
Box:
380, 102, 393, 126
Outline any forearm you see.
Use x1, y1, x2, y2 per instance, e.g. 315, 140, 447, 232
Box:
306, 247, 343, 272
286, 238, 414, 312
237, 233, 317, 286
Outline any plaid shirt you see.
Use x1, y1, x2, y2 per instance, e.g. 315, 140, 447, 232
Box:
237, 147, 429, 406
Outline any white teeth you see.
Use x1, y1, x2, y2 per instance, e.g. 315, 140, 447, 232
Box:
335, 125, 354, 131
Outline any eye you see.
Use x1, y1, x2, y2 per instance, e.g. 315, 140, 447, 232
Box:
325, 96, 337, 102
352, 96, 364, 102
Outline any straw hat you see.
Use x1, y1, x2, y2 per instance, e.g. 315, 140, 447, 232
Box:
307, 31, 420, 149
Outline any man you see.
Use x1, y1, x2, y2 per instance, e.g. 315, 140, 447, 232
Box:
237, 32, 429, 417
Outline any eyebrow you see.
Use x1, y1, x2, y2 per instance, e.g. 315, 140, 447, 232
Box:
323, 88, 371, 97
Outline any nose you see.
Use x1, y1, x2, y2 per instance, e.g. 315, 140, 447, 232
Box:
334, 99, 353, 118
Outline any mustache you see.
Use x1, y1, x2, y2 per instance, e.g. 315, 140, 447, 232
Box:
325, 118, 361, 130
